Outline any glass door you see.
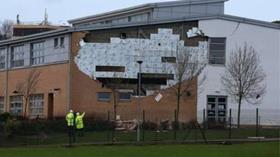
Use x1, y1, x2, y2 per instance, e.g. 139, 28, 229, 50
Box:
207, 95, 227, 124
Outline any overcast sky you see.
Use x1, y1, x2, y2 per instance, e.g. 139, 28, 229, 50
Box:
0, 0, 279, 25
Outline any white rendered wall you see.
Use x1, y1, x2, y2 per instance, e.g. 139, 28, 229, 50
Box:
198, 19, 280, 125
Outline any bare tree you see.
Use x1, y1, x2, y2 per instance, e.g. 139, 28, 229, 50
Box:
221, 43, 266, 128
99, 73, 124, 120
171, 47, 206, 124
16, 69, 41, 118
0, 20, 13, 40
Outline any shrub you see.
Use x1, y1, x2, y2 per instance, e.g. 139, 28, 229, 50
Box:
4, 118, 20, 138
0, 112, 12, 123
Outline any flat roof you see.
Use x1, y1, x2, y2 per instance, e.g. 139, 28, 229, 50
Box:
13, 24, 67, 29
0, 28, 70, 46
70, 14, 280, 32
68, 0, 228, 25
1, 14, 279, 46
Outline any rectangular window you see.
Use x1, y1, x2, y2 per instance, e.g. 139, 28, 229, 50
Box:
209, 38, 226, 65
105, 20, 112, 24
29, 94, 44, 116
31, 42, 44, 65
119, 92, 131, 101
128, 16, 132, 22
0, 97, 4, 113
161, 57, 176, 63
96, 66, 125, 72
10, 95, 23, 116
0, 48, 5, 69
54, 38, 59, 48
54, 37, 65, 48
97, 92, 111, 102
60, 37, 64, 47
11, 45, 24, 67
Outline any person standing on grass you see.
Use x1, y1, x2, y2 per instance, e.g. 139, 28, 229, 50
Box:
66, 110, 75, 145
76, 112, 85, 136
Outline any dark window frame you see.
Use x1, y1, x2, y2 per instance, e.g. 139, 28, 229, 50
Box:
54, 38, 59, 48
96, 66, 125, 72
0, 96, 4, 113
97, 92, 111, 102
118, 92, 132, 101
0, 48, 6, 69
161, 57, 176, 63
30, 41, 45, 65
10, 95, 23, 116
209, 37, 226, 65
11, 45, 24, 68
29, 94, 44, 116
60, 37, 65, 47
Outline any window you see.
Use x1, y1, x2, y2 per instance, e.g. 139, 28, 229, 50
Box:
29, 94, 44, 116
10, 95, 23, 116
97, 92, 111, 102
120, 33, 127, 39
161, 57, 176, 63
60, 37, 64, 47
54, 38, 59, 48
128, 16, 132, 22
209, 38, 226, 65
129, 14, 148, 22
54, 37, 65, 48
119, 92, 131, 101
96, 66, 125, 72
0, 48, 5, 69
11, 45, 24, 67
207, 95, 227, 124
105, 20, 112, 24
31, 42, 44, 65
0, 97, 4, 113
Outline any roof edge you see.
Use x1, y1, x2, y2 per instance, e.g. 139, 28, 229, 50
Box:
70, 14, 280, 32
0, 28, 70, 46
68, 0, 228, 24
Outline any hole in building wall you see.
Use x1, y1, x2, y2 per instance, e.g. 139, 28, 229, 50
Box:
96, 66, 125, 72
161, 57, 176, 63
120, 33, 127, 39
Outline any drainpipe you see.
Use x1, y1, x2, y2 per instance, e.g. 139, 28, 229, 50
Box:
4, 46, 9, 112
68, 34, 72, 111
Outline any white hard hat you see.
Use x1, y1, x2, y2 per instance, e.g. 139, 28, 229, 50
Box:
70, 110, 73, 113
76, 112, 80, 116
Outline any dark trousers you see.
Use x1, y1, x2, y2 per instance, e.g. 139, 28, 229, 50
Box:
77, 128, 84, 137
67, 126, 75, 145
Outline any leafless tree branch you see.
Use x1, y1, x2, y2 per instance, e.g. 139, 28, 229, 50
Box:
16, 69, 41, 118
221, 43, 266, 127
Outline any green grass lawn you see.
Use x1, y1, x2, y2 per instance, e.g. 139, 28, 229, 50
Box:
0, 142, 279, 157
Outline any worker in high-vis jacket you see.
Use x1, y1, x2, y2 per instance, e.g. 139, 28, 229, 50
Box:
66, 110, 75, 145
76, 112, 85, 136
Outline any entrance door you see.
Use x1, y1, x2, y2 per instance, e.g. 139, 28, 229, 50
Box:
207, 95, 227, 124
48, 93, 54, 119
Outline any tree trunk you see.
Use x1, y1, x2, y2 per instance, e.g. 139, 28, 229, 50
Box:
113, 91, 117, 120
237, 97, 242, 128
24, 97, 28, 119
176, 83, 182, 126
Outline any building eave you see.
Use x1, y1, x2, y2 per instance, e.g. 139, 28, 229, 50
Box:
70, 14, 280, 33
0, 28, 71, 46
68, 0, 228, 25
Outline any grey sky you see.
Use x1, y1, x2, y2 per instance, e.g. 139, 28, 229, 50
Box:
0, 0, 279, 25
